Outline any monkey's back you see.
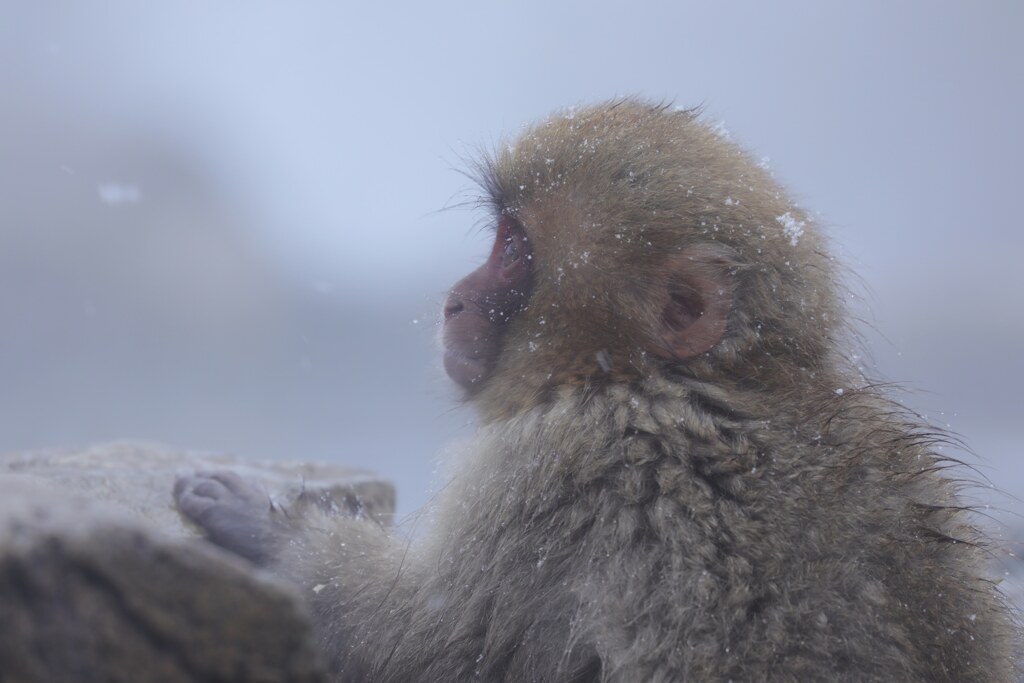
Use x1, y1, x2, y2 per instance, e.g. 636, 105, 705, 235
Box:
402, 379, 1018, 682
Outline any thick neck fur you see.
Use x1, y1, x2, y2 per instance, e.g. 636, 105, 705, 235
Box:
443, 371, 952, 539
407, 372, 1013, 681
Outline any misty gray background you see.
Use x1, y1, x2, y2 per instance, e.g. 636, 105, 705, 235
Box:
1, 2, 1021, 531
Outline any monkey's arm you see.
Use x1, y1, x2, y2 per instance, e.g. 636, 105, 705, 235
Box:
173, 471, 293, 564
174, 471, 420, 676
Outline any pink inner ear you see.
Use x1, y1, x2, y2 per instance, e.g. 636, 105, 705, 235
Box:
650, 244, 736, 360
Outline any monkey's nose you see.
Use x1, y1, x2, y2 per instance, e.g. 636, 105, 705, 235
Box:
443, 297, 465, 320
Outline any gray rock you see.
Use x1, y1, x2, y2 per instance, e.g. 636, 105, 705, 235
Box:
0, 441, 397, 683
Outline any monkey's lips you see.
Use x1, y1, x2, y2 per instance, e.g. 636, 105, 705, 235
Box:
443, 348, 491, 391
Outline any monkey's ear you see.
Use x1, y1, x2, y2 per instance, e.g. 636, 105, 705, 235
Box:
650, 244, 737, 360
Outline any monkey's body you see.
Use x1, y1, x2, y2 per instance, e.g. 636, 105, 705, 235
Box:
176, 101, 1018, 681
271, 376, 1011, 681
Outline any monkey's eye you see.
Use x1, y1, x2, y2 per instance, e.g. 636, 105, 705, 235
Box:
492, 217, 531, 275
501, 236, 521, 268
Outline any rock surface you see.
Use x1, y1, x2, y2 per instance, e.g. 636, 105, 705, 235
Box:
0, 440, 396, 532
0, 441, 397, 683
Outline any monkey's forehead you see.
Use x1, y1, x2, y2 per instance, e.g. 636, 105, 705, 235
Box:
488, 101, 701, 201
482, 102, 790, 250
484, 101, 761, 222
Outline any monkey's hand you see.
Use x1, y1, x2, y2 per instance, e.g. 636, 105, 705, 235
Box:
174, 470, 294, 566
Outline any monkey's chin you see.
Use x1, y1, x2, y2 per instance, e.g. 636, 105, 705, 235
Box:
443, 349, 490, 393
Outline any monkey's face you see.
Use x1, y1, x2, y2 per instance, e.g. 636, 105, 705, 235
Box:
442, 189, 735, 419
442, 214, 533, 393
444, 101, 841, 419
442, 105, 743, 417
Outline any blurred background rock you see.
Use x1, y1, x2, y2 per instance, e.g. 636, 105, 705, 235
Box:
1, 2, 1020, 554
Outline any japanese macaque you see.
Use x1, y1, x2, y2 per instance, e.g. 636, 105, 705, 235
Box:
175, 100, 1018, 681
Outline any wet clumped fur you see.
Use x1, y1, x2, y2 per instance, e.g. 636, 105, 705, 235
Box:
176, 100, 1019, 681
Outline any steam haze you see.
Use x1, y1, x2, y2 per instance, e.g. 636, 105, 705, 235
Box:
1, 2, 1021, 525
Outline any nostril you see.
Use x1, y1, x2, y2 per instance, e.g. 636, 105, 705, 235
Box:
443, 298, 465, 320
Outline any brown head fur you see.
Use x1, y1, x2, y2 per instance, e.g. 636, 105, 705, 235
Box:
474, 100, 841, 421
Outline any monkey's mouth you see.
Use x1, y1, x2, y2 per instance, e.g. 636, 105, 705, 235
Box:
443, 349, 490, 392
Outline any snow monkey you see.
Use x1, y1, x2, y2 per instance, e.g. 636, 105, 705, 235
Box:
175, 100, 1018, 681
